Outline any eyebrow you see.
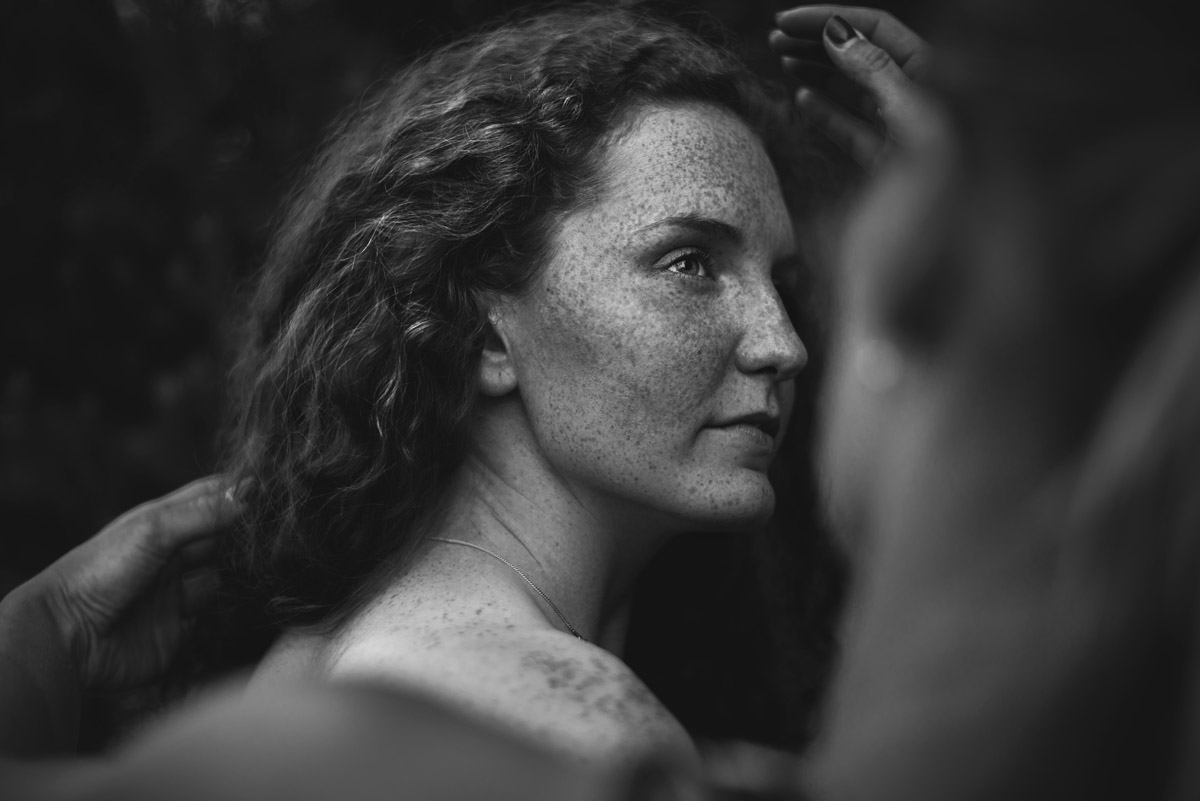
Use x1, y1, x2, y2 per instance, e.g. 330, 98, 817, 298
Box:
635, 213, 745, 246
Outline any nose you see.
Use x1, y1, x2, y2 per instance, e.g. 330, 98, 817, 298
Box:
733, 279, 808, 382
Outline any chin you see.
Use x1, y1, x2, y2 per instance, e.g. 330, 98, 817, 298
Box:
679, 469, 777, 531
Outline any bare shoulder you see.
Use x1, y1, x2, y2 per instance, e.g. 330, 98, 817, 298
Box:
500, 633, 695, 764
329, 626, 696, 768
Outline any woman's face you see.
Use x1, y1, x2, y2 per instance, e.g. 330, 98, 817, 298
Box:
498, 101, 805, 534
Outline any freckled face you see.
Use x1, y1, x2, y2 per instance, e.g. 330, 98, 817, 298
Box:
502, 102, 806, 533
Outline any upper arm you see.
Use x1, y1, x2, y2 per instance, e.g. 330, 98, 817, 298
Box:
330, 630, 697, 768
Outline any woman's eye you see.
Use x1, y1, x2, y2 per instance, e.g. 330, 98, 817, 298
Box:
663, 250, 713, 280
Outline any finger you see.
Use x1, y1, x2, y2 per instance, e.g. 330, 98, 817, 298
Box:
99, 475, 234, 540
112, 479, 245, 559
768, 30, 829, 61
781, 58, 879, 121
821, 16, 929, 146
145, 474, 232, 508
179, 535, 219, 569
181, 567, 221, 617
776, 5, 930, 76
796, 87, 886, 169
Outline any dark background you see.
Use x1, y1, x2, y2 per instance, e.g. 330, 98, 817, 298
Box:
1, 0, 925, 750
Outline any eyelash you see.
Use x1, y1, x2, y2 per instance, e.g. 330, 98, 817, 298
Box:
660, 248, 715, 281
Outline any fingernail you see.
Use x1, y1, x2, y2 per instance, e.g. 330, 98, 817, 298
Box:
825, 15, 859, 47
224, 477, 254, 505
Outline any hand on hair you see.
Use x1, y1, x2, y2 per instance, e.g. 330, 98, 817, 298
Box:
770, 6, 940, 169
41, 475, 238, 688
0, 476, 239, 754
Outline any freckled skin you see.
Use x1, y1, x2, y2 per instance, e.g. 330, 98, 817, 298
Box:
505, 102, 806, 531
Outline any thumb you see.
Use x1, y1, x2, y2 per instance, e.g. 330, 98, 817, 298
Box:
823, 15, 922, 140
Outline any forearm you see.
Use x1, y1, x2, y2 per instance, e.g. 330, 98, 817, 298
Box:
0, 584, 80, 756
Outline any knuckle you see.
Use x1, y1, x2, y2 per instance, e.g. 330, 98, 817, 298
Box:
855, 43, 894, 74
193, 491, 227, 526
130, 510, 164, 547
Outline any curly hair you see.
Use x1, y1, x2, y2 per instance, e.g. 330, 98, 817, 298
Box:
219, 3, 823, 630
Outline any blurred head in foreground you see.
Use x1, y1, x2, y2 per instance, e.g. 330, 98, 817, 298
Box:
813, 0, 1200, 799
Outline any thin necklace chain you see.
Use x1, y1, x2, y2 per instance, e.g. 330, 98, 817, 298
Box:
426, 537, 585, 641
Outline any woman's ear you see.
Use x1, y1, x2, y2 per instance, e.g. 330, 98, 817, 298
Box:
478, 309, 518, 397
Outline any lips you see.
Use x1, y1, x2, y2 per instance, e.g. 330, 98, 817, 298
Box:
712, 411, 781, 440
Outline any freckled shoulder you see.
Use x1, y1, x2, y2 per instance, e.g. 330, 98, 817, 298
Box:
327, 627, 697, 768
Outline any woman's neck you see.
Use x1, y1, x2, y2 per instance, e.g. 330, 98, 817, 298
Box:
421, 414, 678, 644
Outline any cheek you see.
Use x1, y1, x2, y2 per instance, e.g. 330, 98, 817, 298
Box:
520, 276, 731, 445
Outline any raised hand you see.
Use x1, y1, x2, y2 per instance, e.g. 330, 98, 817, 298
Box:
770, 6, 940, 169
